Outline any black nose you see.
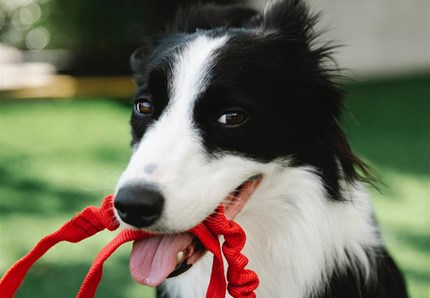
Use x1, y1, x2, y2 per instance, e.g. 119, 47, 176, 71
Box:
114, 184, 164, 228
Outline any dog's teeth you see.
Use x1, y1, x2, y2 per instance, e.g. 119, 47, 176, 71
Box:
177, 251, 184, 265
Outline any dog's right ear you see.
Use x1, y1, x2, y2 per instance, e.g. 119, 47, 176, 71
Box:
130, 40, 153, 86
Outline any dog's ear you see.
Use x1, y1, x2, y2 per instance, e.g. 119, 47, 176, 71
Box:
260, 0, 319, 42
130, 40, 153, 86
173, 4, 258, 33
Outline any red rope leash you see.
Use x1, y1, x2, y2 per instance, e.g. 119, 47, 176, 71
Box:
0, 195, 259, 297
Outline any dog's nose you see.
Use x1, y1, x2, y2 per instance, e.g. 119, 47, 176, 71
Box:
114, 184, 164, 228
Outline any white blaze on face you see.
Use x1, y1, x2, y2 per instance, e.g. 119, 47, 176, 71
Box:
116, 35, 261, 232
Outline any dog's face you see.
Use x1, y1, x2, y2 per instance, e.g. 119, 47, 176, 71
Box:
115, 1, 359, 233
117, 34, 270, 233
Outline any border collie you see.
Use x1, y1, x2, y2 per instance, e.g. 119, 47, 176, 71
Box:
113, 1, 408, 297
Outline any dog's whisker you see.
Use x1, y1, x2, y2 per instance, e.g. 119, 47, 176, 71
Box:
226, 194, 240, 200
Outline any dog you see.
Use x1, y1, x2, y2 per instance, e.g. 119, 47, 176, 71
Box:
113, 1, 408, 297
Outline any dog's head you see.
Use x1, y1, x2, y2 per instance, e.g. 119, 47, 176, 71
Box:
114, 0, 366, 233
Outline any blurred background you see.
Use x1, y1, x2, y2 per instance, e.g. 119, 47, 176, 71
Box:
0, 0, 428, 297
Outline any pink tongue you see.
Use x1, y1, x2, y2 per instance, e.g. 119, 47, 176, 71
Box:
129, 233, 194, 287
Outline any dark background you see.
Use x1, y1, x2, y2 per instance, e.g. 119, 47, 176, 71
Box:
0, 0, 243, 75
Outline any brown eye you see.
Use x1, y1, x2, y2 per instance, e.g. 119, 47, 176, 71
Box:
135, 99, 153, 115
217, 111, 247, 126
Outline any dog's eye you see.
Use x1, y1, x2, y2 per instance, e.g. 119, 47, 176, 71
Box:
217, 111, 247, 126
135, 99, 153, 115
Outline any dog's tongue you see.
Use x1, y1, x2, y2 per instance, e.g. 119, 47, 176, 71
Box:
129, 233, 194, 287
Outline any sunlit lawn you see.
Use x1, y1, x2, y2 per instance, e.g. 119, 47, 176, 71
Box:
1, 75, 429, 297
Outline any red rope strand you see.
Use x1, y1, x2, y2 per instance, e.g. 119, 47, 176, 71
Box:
0, 195, 259, 298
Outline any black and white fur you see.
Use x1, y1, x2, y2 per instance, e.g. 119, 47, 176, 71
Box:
115, 0, 407, 297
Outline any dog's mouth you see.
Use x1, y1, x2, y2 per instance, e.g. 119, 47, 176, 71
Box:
129, 175, 262, 287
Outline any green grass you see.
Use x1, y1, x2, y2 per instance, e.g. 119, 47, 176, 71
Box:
0, 100, 155, 297
342, 76, 430, 297
1, 76, 429, 297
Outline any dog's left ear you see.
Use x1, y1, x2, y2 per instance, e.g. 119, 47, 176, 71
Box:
130, 40, 153, 86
